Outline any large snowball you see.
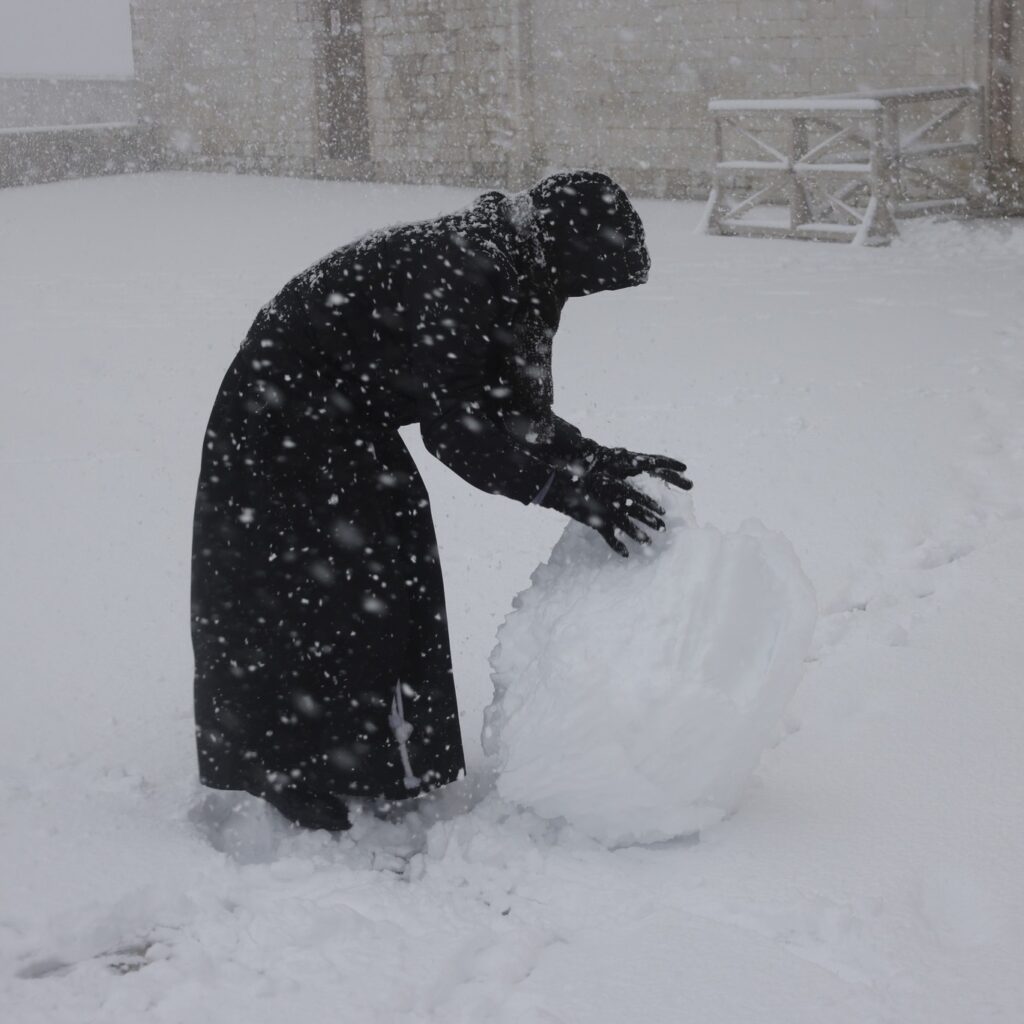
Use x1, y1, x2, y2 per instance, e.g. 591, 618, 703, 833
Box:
483, 485, 817, 847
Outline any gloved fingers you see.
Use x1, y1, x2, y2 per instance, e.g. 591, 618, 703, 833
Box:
609, 478, 665, 518
636, 452, 689, 476
625, 502, 664, 532
604, 450, 688, 479
614, 514, 652, 548
599, 526, 630, 558
602, 448, 642, 476
649, 468, 693, 491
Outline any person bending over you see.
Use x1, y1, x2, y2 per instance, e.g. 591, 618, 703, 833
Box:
190, 170, 692, 831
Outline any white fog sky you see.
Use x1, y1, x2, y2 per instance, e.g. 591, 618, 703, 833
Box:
0, 0, 133, 76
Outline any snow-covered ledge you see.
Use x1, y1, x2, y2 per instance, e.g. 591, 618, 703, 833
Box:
0, 122, 155, 189
0, 76, 151, 190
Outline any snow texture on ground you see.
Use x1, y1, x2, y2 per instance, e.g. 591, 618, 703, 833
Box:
2, 173, 1023, 1023
485, 488, 817, 846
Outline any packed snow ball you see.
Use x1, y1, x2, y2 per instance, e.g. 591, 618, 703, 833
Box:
484, 482, 817, 847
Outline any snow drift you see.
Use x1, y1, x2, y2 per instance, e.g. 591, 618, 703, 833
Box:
484, 484, 817, 846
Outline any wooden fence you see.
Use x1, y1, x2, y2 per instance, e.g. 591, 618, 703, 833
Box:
702, 85, 986, 245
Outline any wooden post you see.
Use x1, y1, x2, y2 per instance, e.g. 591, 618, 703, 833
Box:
971, 85, 990, 209
884, 101, 903, 206
703, 114, 727, 235
789, 116, 812, 228
989, 0, 1014, 171
864, 104, 899, 244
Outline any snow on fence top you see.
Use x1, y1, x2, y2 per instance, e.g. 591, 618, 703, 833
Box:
709, 98, 882, 113
709, 84, 981, 116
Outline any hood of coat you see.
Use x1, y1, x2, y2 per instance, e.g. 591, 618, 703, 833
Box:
524, 170, 651, 299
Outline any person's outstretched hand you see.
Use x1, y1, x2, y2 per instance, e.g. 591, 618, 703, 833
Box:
540, 467, 665, 557
590, 447, 693, 492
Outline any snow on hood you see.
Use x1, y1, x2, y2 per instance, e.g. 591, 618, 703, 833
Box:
518, 170, 651, 299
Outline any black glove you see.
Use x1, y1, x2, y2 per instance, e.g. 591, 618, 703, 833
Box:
589, 447, 693, 492
540, 467, 666, 557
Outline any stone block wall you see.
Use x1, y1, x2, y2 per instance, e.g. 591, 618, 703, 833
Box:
130, 0, 319, 173
361, 0, 530, 186
117, 0, 995, 198
0, 123, 154, 188
127, 0, 535, 186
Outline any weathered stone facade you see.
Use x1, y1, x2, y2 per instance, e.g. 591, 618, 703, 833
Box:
130, 0, 320, 174
0, 75, 151, 188
0, 75, 137, 130
0, 123, 153, 188
124, 1, 1024, 200
362, 0, 529, 185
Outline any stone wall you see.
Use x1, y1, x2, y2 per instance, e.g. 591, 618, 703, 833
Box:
130, 0, 320, 173
128, 0, 536, 186
0, 76, 150, 189
0, 123, 153, 188
0, 76, 137, 130
361, 0, 530, 186
120, 0, 995, 197
528, 0, 981, 197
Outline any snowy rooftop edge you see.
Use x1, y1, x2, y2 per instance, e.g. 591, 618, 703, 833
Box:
0, 121, 138, 136
0, 72, 136, 82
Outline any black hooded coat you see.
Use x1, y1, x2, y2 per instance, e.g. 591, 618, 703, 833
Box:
191, 171, 651, 824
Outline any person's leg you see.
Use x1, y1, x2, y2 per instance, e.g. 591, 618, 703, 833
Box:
371, 434, 467, 794
192, 358, 465, 825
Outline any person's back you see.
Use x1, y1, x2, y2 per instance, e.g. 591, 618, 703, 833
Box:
227, 198, 516, 439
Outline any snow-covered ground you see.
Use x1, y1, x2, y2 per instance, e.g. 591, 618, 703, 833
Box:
2, 172, 1022, 1023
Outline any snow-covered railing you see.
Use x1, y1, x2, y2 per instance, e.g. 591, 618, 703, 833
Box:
703, 85, 986, 246
0, 121, 137, 136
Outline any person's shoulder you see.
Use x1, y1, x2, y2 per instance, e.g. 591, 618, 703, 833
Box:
403, 229, 516, 309
423, 195, 520, 286
447, 233, 516, 304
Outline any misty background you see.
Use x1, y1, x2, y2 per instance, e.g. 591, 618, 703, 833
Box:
0, 0, 133, 77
